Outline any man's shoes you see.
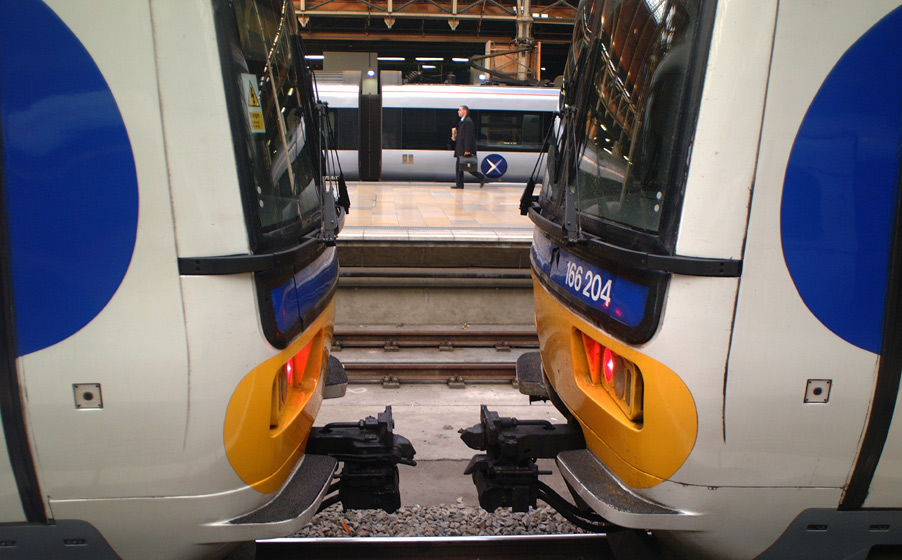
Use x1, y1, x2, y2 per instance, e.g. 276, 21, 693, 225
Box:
479, 178, 486, 188
451, 185, 463, 189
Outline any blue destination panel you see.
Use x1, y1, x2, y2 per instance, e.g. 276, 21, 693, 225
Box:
532, 234, 650, 328
271, 247, 339, 335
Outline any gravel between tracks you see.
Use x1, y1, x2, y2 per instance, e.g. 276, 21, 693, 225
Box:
295, 501, 586, 538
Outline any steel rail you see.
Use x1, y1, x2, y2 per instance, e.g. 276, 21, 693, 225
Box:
256, 533, 613, 559
333, 328, 539, 350
342, 361, 516, 384
333, 327, 537, 384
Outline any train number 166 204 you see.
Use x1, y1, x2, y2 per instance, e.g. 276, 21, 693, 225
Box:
565, 261, 612, 306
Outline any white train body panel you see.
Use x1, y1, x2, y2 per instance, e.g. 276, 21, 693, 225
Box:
674, 0, 775, 261
149, 0, 252, 257
28, 0, 193, 500
671, 0, 898, 490
725, 0, 902, 503
380, 150, 544, 182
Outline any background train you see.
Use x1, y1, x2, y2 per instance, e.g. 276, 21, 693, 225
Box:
315, 80, 559, 183
470, 0, 902, 559
0, 1, 408, 559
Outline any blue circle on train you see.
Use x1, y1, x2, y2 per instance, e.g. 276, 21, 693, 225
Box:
781, 6, 902, 354
0, 1, 140, 356
481, 154, 508, 178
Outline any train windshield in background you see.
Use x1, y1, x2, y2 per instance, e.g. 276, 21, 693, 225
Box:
549, 0, 703, 235
232, 0, 320, 239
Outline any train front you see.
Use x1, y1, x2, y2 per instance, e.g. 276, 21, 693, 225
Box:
463, 0, 902, 559
0, 1, 411, 559
461, 0, 719, 554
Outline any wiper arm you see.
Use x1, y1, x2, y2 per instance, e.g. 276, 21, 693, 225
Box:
560, 105, 582, 244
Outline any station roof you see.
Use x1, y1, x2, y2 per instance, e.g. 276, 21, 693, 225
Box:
294, 0, 576, 83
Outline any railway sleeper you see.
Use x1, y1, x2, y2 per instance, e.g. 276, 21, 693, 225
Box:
306, 406, 417, 514
460, 404, 619, 534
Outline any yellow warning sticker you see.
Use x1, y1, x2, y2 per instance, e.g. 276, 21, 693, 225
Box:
249, 112, 264, 131
240, 73, 265, 134
247, 82, 260, 107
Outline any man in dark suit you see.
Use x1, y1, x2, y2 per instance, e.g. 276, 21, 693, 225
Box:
451, 105, 485, 189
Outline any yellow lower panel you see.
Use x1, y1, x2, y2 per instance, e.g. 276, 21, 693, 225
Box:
533, 277, 697, 488
224, 299, 335, 494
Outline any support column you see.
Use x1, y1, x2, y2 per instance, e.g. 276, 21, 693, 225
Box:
516, 0, 534, 83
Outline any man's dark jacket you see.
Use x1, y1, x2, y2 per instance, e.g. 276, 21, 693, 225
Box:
454, 116, 478, 156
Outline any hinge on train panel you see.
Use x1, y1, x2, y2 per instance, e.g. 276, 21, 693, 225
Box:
307, 406, 416, 513
460, 405, 585, 513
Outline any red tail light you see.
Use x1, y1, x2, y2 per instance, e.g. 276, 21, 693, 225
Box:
603, 347, 616, 384
580, 332, 644, 422
585, 336, 603, 384
271, 340, 314, 429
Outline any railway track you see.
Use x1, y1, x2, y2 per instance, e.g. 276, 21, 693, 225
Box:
333, 326, 539, 350
256, 534, 614, 560
332, 326, 538, 385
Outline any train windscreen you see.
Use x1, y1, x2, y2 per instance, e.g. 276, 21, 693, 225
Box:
547, 0, 704, 236
230, 0, 321, 242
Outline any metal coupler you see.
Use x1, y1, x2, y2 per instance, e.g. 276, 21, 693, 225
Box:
460, 405, 585, 513
307, 406, 416, 513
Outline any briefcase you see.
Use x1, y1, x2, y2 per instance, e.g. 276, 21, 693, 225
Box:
458, 155, 478, 173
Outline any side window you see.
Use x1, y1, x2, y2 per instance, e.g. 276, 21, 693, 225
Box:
325, 108, 359, 150
399, 108, 457, 150
478, 110, 548, 149
383, 108, 402, 149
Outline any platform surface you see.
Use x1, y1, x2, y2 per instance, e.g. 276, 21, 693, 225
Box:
340, 181, 534, 242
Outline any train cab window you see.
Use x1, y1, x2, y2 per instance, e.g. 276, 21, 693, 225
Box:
547, 0, 706, 238
224, 0, 322, 249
